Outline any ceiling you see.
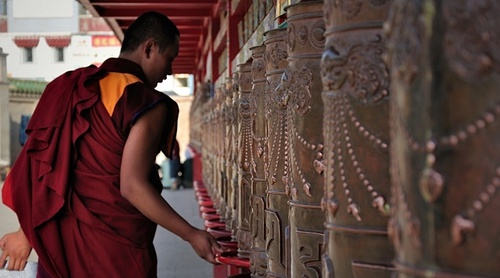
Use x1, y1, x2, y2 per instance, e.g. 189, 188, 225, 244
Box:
78, 0, 220, 74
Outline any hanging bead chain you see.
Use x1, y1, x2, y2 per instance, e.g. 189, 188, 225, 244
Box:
266, 108, 287, 187
240, 117, 253, 171
326, 93, 391, 221
323, 93, 338, 215
287, 108, 320, 199
396, 100, 500, 245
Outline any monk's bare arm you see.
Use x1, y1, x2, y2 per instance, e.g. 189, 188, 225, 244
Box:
120, 103, 221, 264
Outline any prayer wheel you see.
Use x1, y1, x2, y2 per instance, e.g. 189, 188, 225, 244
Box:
283, 2, 325, 277
250, 44, 268, 277
263, 27, 289, 278
321, 0, 394, 277
386, 0, 500, 277
237, 62, 254, 258
209, 92, 218, 200
202, 97, 215, 195
220, 77, 234, 223
228, 71, 240, 233
214, 86, 224, 211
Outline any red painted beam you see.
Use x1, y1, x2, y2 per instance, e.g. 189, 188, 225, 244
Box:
96, 7, 212, 18
90, 0, 217, 5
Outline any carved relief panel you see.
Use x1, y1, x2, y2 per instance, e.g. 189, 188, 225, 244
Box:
214, 85, 225, 211
264, 27, 290, 278
220, 77, 234, 220
202, 98, 215, 195
386, 0, 500, 276
228, 71, 240, 233
321, 0, 394, 277
284, 2, 325, 277
250, 44, 268, 277
237, 62, 254, 258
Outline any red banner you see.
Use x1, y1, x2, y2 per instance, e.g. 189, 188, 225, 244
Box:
92, 36, 120, 47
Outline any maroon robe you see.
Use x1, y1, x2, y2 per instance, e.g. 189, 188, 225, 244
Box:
2, 58, 178, 277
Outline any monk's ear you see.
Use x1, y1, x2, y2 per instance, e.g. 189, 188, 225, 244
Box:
143, 39, 156, 58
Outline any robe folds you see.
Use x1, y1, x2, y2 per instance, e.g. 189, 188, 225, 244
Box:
2, 58, 179, 278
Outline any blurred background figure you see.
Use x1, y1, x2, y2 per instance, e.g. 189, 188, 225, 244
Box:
182, 146, 193, 189
170, 140, 182, 190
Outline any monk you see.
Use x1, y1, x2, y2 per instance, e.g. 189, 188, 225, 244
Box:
0, 11, 222, 277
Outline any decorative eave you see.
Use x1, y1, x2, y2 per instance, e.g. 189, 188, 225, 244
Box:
13, 36, 40, 48
45, 36, 71, 48
8, 78, 47, 99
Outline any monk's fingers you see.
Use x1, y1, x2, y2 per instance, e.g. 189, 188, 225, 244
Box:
199, 240, 216, 264
12, 258, 20, 271
204, 251, 217, 264
5, 257, 21, 271
6, 258, 15, 271
210, 237, 223, 254
11, 258, 27, 271
0, 250, 8, 269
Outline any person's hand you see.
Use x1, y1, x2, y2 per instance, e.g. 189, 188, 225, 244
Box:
0, 229, 32, 271
185, 228, 223, 264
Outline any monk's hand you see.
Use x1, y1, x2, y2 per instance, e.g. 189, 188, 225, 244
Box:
0, 229, 32, 271
186, 228, 223, 264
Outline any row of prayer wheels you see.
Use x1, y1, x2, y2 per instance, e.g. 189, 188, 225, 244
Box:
189, 0, 500, 277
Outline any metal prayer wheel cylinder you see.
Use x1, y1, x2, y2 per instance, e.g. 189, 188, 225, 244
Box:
214, 87, 224, 211
209, 93, 218, 199
250, 44, 268, 277
220, 77, 234, 222
218, 84, 227, 215
225, 77, 236, 224
219, 86, 226, 206
321, 0, 394, 277
263, 27, 289, 278
202, 98, 215, 194
386, 0, 500, 277
237, 62, 254, 258
283, 1, 325, 277
210, 102, 217, 199
228, 71, 240, 233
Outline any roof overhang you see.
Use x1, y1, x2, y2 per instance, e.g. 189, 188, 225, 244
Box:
78, 0, 219, 74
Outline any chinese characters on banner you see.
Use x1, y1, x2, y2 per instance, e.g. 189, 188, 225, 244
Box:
91, 36, 121, 47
